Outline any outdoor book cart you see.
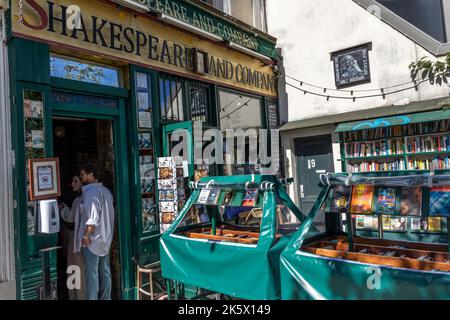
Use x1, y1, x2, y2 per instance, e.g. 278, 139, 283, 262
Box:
280, 172, 450, 300
159, 175, 304, 300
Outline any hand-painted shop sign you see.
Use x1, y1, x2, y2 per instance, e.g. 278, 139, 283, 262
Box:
11, 0, 277, 97
135, 0, 273, 56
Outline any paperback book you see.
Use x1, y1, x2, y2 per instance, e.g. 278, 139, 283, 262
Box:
376, 188, 397, 215
390, 217, 407, 231
429, 187, 450, 216
331, 185, 350, 213
350, 185, 374, 214
222, 190, 234, 206
242, 189, 259, 207
206, 188, 221, 205
400, 187, 422, 216
197, 188, 211, 205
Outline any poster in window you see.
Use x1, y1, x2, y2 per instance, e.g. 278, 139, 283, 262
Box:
136, 73, 148, 89
24, 100, 43, 118
331, 43, 371, 88
28, 158, 61, 201
31, 130, 45, 149
138, 111, 152, 128
138, 132, 152, 149
137, 92, 150, 111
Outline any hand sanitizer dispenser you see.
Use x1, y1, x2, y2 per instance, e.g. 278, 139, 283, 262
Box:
37, 199, 60, 234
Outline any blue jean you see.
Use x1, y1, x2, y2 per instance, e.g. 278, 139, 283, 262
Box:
81, 247, 112, 300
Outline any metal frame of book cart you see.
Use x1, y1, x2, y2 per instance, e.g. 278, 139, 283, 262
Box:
280, 172, 450, 300
159, 175, 304, 300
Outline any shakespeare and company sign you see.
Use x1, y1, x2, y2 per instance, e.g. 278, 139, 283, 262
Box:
12, 0, 277, 97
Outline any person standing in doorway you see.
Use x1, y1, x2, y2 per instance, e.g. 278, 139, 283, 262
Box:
59, 175, 86, 300
74, 161, 115, 300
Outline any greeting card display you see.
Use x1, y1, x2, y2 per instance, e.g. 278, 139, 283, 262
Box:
158, 157, 178, 232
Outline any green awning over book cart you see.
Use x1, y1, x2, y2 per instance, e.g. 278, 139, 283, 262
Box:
335, 109, 450, 133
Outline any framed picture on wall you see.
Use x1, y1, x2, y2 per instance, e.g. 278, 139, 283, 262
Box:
28, 158, 61, 201
331, 43, 372, 88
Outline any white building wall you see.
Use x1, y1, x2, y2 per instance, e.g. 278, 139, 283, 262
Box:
0, 6, 15, 287
267, 0, 450, 122
267, 0, 450, 206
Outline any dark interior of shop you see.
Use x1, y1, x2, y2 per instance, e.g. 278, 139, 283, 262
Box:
52, 117, 121, 300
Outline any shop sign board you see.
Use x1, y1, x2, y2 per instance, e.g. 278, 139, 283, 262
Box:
11, 0, 277, 97
129, 0, 276, 57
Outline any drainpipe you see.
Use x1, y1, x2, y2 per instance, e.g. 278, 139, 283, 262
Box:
0, 7, 15, 283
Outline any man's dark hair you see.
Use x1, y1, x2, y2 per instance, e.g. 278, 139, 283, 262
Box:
79, 161, 101, 180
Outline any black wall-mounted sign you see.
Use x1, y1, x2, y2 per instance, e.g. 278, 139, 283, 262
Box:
331, 43, 372, 88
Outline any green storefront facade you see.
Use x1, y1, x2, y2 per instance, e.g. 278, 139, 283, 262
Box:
5, 0, 280, 299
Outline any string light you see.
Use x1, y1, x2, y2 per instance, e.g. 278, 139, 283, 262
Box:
284, 73, 431, 94
286, 78, 429, 101
220, 98, 253, 120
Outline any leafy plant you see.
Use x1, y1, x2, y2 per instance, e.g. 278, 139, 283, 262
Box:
409, 54, 450, 86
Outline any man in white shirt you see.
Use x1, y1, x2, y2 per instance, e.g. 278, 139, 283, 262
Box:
74, 162, 115, 300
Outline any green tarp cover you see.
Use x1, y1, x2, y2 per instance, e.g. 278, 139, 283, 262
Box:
335, 109, 450, 133
280, 182, 450, 300
160, 175, 302, 300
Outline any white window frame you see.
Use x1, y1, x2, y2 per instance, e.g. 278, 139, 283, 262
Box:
354, 0, 450, 55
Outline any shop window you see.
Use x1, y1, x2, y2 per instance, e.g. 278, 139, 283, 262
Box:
201, 0, 267, 32
159, 74, 214, 125
219, 89, 263, 175
159, 74, 184, 122
134, 71, 157, 234
50, 55, 122, 87
23, 90, 46, 236
376, 0, 447, 43
219, 90, 262, 130
188, 81, 211, 124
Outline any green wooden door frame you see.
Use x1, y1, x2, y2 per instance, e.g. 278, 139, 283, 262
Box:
162, 120, 195, 177
128, 66, 161, 273
11, 81, 56, 273
51, 95, 135, 300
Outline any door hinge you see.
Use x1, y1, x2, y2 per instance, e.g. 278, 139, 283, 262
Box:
12, 95, 15, 105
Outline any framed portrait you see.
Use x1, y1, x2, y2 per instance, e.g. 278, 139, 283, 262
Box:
331, 43, 371, 88
28, 158, 61, 201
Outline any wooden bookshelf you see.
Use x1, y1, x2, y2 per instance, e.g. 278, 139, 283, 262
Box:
342, 120, 450, 173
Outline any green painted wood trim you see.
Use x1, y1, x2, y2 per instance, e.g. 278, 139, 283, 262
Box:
336, 109, 450, 132
51, 103, 120, 117
50, 78, 129, 98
